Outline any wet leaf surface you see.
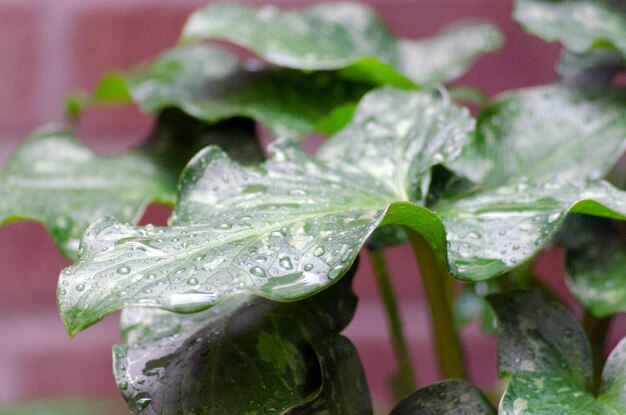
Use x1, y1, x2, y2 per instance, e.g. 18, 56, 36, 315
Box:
181, 2, 501, 86
450, 86, 626, 186
515, 0, 626, 57
114, 271, 371, 415
0, 129, 176, 258
562, 215, 626, 317
389, 379, 496, 415
58, 87, 626, 334
489, 290, 626, 414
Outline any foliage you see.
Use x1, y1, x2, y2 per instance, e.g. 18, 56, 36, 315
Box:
2, 1, 626, 414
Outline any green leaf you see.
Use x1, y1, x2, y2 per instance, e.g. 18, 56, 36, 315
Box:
57, 87, 473, 334
0, 128, 176, 258
58, 86, 626, 334
0, 398, 114, 415
398, 22, 503, 85
181, 3, 502, 86
113, 44, 369, 138
450, 85, 626, 186
562, 215, 626, 317
94, 72, 131, 102
436, 179, 626, 280
514, 0, 626, 57
113, 271, 371, 415
489, 290, 626, 414
389, 379, 496, 415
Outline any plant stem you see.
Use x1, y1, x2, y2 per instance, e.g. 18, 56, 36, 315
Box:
368, 248, 417, 399
404, 227, 466, 379
581, 310, 612, 396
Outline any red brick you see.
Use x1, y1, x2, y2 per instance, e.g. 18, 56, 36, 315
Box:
0, 6, 40, 135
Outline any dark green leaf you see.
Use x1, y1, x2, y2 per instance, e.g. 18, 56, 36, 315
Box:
489, 290, 626, 414
389, 379, 496, 415
450, 86, 626, 186
0, 398, 114, 415
557, 49, 625, 86
515, 0, 626, 57
0, 129, 176, 258
58, 87, 473, 333
114, 44, 369, 139
181, 3, 502, 86
563, 215, 626, 317
113, 271, 371, 415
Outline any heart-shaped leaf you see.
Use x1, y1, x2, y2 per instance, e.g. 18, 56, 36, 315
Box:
514, 0, 626, 57
58, 86, 626, 334
488, 290, 626, 414
450, 86, 626, 186
181, 2, 502, 86
562, 215, 626, 317
389, 379, 496, 415
0, 129, 176, 258
113, 270, 371, 415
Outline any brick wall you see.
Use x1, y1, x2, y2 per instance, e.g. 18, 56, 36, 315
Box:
3, 0, 614, 411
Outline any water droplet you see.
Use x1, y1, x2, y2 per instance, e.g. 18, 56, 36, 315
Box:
217, 223, 232, 230
304, 264, 314, 271
250, 266, 266, 278
117, 266, 131, 275
119, 382, 128, 391
340, 249, 353, 263
75, 284, 85, 292
313, 246, 325, 257
327, 265, 343, 280
187, 277, 199, 286
278, 257, 293, 270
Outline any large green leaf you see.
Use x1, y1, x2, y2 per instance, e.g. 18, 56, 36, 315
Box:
389, 379, 496, 415
124, 44, 371, 138
58, 87, 626, 334
515, 0, 626, 57
489, 290, 626, 414
181, 2, 502, 86
562, 215, 626, 317
435, 179, 626, 280
450, 86, 626, 186
57, 87, 472, 333
0, 129, 176, 258
113, 271, 371, 415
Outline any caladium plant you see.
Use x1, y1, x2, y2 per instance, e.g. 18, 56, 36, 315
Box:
2, 0, 626, 414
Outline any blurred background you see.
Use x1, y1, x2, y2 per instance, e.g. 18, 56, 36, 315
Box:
1, 0, 623, 413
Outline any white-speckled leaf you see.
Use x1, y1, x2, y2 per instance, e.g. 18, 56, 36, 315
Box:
490, 291, 626, 414
389, 379, 496, 415
515, 0, 626, 57
181, 2, 502, 86
450, 86, 626, 186
58, 87, 473, 334
113, 273, 371, 415
563, 216, 626, 317
0, 129, 176, 258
